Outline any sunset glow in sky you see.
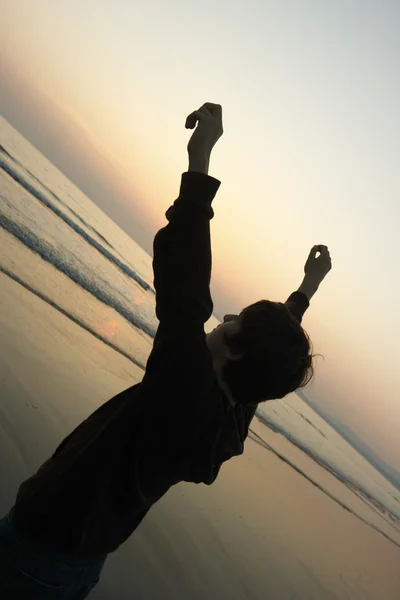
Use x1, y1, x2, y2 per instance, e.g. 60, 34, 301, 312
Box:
1, 0, 399, 469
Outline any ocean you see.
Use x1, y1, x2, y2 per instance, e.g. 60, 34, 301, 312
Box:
1, 116, 400, 599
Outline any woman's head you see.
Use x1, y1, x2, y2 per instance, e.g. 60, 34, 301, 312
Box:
206, 300, 319, 405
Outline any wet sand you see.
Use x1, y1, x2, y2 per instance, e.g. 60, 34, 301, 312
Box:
1, 271, 400, 599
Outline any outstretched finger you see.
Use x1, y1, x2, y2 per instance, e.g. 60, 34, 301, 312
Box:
185, 110, 207, 129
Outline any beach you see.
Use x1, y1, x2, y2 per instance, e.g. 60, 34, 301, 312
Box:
1, 115, 400, 599
1, 265, 400, 600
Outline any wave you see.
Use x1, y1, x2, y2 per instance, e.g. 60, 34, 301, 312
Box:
248, 427, 400, 549
0, 146, 158, 340
0, 264, 146, 370
252, 412, 400, 525
0, 145, 155, 295
0, 207, 157, 340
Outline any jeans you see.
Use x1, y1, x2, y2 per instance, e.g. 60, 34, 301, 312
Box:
0, 508, 107, 599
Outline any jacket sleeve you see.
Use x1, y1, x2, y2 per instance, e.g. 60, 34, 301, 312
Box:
142, 171, 221, 390
284, 291, 310, 324
152, 171, 221, 333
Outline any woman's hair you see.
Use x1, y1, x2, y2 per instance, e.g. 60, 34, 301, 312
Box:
222, 300, 322, 405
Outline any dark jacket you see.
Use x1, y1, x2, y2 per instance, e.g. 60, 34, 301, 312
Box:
13, 172, 309, 557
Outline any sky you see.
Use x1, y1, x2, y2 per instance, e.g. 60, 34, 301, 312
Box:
1, 0, 399, 469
